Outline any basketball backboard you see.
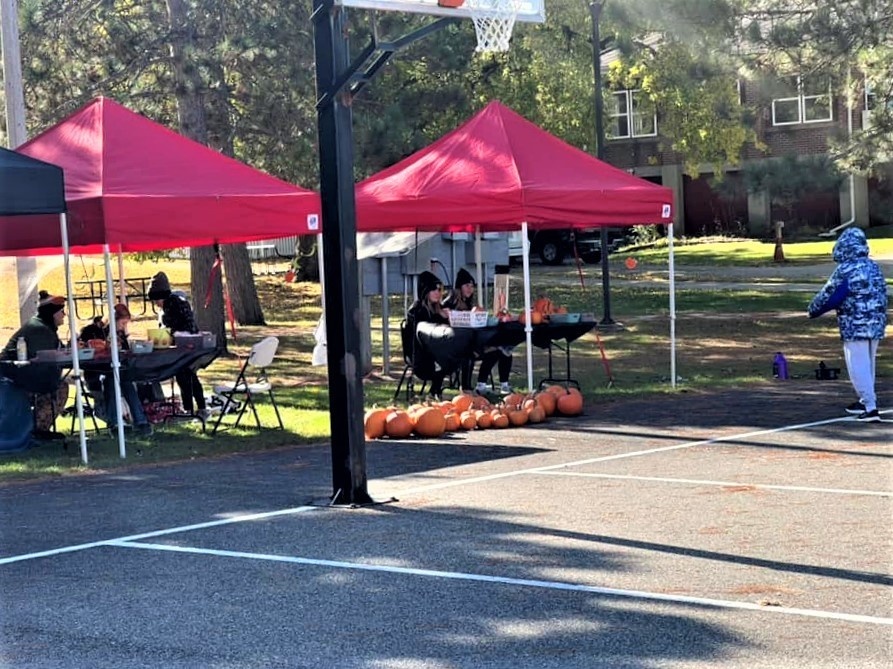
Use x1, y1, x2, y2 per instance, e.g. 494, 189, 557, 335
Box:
336, 0, 545, 24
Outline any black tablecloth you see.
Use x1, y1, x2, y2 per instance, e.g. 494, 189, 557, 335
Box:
415, 321, 597, 371
78, 346, 220, 384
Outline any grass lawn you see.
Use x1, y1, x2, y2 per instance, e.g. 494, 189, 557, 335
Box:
1, 239, 889, 481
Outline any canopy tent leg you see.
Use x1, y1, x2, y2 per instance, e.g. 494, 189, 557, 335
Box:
521, 221, 533, 391
117, 246, 127, 306
668, 223, 677, 389
60, 213, 89, 464
104, 245, 126, 458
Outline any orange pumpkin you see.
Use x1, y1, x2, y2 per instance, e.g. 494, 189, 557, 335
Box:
476, 410, 493, 429
535, 392, 557, 416
444, 412, 461, 432
471, 395, 491, 410
364, 408, 390, 440
546, 384, 567, 397
492, 412, 510, 428
527, 405, 546, 423
507, 409, 528, 427
533, 296, 554, 314
504, 392, 525, 409
557, 391, 584, 416
522, 398, 537, 411
452, 394, 474, 413
385, 410, 414, 438
460, 410, 478, 430
413, 407, 446, 438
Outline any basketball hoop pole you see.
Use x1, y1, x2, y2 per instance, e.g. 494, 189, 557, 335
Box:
312, 1, 461, 506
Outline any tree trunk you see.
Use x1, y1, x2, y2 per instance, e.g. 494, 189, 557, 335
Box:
295, 236, 320, 282
223, 243, 265, 325
165, 0, 226, 351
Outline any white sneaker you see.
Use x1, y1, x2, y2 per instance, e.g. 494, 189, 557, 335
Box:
500, 383, 511, 394
475, 382, 489, 393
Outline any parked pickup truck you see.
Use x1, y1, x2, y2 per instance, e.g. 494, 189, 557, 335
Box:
508, 228, 630, 265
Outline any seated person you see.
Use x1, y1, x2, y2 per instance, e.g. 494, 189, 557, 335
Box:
102, 303, 151, 436
406, 271, 450, 399
79, 315, 108, 344
1, 291, 70, 440
444, 268, 513, 394
79, 316, 108, 397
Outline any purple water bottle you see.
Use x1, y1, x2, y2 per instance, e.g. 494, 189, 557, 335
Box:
773, 352, 789, 380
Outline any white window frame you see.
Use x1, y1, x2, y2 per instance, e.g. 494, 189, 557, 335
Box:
608, 89, 658, 139
771, 75, 833, 126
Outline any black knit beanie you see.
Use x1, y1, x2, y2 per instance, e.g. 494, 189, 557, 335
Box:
148, 272, 172, 301
454, 267, 475, 289
417, 271, 443, 300
37, 292, 66, 319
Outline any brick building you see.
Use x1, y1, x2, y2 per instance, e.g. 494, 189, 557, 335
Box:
601, 71, 892, 239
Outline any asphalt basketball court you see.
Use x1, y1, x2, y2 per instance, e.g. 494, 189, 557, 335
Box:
1, 382, 890, 668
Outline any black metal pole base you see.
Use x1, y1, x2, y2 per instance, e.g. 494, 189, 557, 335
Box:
596, 320, 624, 332
310, 493, 399, 509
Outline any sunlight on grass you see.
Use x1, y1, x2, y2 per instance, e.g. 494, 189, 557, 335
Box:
1, 243, 890, 482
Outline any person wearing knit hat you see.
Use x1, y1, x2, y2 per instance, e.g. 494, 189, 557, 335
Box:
443, 267, 477, 312
442, 269, 514, 394
150, 273, 207, 418
2, 290, 70, 439
406, 271, 450, 399
147, 272, 172, 302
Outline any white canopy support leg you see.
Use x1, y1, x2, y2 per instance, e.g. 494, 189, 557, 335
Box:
104, 245, 126, 457
60, 213, 89, 464
668, 224, 677, 389
380, 256, 389, 375
117, 246, 126, 307
474, 226, 483, 308
521, 222, 533, 392
316, 233, 326, 313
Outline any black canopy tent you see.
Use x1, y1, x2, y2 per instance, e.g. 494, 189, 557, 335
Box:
0, 146, 65, 216
0, 147, 89, 460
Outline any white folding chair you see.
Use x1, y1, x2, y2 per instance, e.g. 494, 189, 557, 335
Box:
211, 336, 284, 434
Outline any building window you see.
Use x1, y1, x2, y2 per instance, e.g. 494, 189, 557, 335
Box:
608, 90, 657, 139
771, 75, 833, 126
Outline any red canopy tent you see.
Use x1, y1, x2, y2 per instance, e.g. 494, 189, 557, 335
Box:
0, 97, 321, 256
356, 101, 677, 391
356, 100, 673, 232
0, 97, 322, 463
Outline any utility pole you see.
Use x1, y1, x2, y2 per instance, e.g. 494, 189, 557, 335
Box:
1, 0, 39, 325
589, 0, 614, 326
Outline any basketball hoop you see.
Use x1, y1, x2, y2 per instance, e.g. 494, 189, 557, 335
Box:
464, 0, 523, 53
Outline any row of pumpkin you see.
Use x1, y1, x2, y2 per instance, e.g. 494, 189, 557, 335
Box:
364, 385, 584, 440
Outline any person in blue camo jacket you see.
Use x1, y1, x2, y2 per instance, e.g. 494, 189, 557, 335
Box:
808, 227, 888, 422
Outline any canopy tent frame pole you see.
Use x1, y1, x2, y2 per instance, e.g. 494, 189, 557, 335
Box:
60, 213, 89, 463
380, 256, 389, 374
103, 245, 126, 457
521, 221, 533, 391
117, 246, 127, 306
474, 226, 483, 308
668, 223, 677, 389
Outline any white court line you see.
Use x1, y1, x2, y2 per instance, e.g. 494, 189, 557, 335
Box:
110, 539, 893, 627
531, 471, 892, 497
396, 415, 855, 497
0, 506, 316, 566
0, 416, 869, 566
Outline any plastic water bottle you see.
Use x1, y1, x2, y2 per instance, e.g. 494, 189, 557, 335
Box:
16, 337, 27, 362
772, 352, 789, 380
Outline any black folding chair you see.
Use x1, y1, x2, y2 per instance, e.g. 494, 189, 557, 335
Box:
394, 318, 430, 403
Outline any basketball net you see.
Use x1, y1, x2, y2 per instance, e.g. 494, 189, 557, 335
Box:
463, 0, 523, 53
